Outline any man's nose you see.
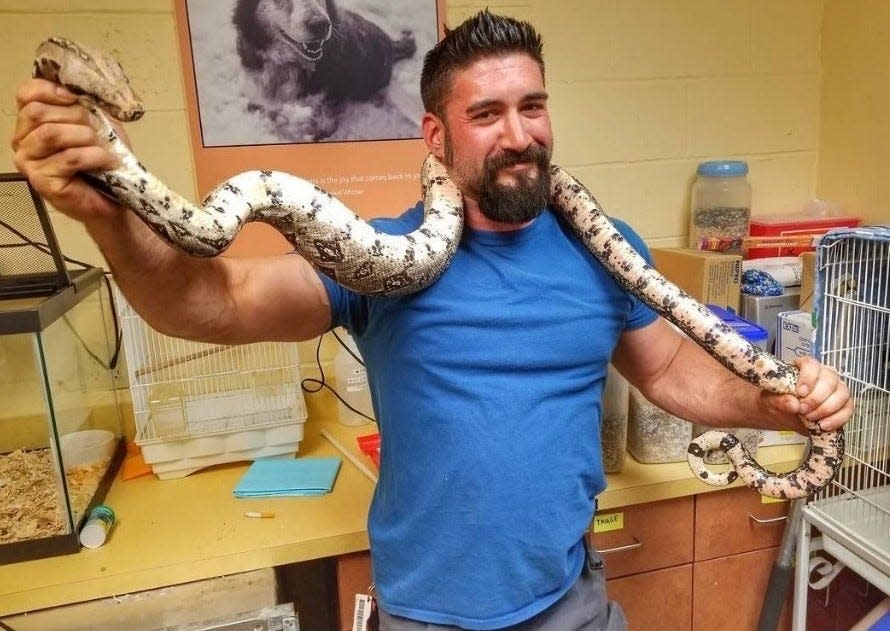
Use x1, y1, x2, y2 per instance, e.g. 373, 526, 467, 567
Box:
500, 111, 532, 152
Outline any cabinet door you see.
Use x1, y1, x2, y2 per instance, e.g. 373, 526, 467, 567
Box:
607, 564, 693, 630
336, 552, 373, 631
590, 496, 695, 579
693, 546, 791, 631
695, 486, 790, 561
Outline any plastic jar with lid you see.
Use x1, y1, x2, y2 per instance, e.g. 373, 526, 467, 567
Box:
688, 160, 752, 251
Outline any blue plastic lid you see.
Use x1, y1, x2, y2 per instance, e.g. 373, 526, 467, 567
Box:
707, 304, 769, 344
697, 160, 749, 177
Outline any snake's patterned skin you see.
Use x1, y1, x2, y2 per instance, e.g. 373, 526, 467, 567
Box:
32, 37, 844, 499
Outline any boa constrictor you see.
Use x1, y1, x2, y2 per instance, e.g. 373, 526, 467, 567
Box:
32, 37, 843, 499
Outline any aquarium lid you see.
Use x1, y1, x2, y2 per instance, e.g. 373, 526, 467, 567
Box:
0, 266, 103, 333
0, 172, 92, 300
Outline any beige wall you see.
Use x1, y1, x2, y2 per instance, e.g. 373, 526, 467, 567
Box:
0, 1, 886, 425
1, 0, 828, 254
0, 0, 195, 268
451, 0, 825, 245
819, 0, 890, 225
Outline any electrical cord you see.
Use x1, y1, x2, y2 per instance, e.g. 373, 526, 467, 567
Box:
300, 330, 376, 423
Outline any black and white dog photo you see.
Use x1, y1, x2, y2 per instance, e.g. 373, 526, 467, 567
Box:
185, 0, 436, 145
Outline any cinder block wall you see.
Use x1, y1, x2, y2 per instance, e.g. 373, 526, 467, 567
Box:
0, 0, 195, 267
819, 0, 890, 225
1, 0, 826, 254
449, 0, 824, 246
3, 0, 887, 426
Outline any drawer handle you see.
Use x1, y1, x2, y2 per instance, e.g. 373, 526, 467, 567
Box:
595, 536, 643, 555
748, 513, 788, 525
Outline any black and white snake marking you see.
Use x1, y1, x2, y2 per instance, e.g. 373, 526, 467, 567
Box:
32, 36, 844, 499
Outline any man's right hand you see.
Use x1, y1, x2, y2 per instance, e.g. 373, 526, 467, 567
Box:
11, 78, 124, 224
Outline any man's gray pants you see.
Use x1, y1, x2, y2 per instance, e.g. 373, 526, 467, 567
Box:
377, 544, 628, 631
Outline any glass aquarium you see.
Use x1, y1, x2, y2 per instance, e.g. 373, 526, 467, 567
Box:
0, 267, 123, 563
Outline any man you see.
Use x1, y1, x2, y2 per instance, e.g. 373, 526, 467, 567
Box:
12, 10, 851, 631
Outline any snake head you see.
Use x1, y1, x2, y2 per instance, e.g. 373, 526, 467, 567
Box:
34, 36, 145, 122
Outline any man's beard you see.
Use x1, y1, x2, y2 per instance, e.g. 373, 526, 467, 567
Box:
445, 138, 552, 224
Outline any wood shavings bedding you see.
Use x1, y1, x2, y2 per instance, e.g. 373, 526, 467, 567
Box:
0, 448, 110, 545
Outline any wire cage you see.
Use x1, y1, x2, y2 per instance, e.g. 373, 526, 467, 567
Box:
115, 288, 308, 479
793, 225, 890, 627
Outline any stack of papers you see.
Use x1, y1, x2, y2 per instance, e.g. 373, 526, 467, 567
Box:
233, 457, 341, 498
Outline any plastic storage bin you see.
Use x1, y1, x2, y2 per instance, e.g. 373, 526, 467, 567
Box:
627, 386, 692, 464
747, 214, 861, 258
689, 160, 752, 252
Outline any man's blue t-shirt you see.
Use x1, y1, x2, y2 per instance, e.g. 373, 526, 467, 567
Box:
320, 203, 658, 629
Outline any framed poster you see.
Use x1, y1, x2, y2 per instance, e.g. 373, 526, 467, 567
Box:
174, 0, 446, 256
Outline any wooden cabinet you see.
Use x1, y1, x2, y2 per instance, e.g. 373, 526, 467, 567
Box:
591, 488, 792, 631
589, 496, 695, 627
591, 496, 695, 579
694, 546, 791, 631
335, 552, 372, 631
335, 488, 793, 631
693, 486, 793, 631
695, 485, 789, 561
608, 565, 693, 630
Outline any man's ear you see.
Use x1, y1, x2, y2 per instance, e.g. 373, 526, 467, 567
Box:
422, 112, 446, 160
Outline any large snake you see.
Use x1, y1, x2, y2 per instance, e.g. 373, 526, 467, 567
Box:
31, 37, 843, 499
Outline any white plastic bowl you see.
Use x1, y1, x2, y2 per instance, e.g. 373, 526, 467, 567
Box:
60, 430, 115, 472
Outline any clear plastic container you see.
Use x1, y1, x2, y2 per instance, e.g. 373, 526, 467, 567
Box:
627, 386, 693, 464
689, 160, 752, 252
601, 364, 629, 473
333, 329, 373, 426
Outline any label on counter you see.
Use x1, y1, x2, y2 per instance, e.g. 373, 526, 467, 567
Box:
593, 512, 624, 533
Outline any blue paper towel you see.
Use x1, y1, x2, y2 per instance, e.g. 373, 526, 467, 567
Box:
233, 457, 341, 497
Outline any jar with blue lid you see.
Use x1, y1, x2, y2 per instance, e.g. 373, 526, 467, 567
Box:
688, 160, 752, 251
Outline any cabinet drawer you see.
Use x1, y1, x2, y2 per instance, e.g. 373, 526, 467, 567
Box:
336, 552, 372, 631
693, 546, 791, 631
589, 496, 694, 579
695, 487, 790, 561
608, 564, 692, 630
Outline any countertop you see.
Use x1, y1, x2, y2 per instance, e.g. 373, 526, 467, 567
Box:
0, 417, 805, 617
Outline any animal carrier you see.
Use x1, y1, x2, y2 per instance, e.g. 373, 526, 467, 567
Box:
792, 225, 890, 629
115, 288, 307, 479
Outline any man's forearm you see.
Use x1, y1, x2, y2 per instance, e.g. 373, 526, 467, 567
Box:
86, 210, 233, 341
642, 337, 800, 433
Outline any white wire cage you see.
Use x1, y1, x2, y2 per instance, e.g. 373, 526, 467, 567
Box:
793, 225, 890, 628
114, 287, 308, 479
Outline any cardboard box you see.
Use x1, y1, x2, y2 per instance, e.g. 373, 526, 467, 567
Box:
776, 310, 814, 363
651, 248, 742, 313
799, 251, 816, 313
741, 288, 801, 353
762, 309, 815, 447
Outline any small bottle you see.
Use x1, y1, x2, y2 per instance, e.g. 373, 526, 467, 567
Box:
333, 329, 373, 426
79, 504, 115, 549
689, 160, 752, 252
